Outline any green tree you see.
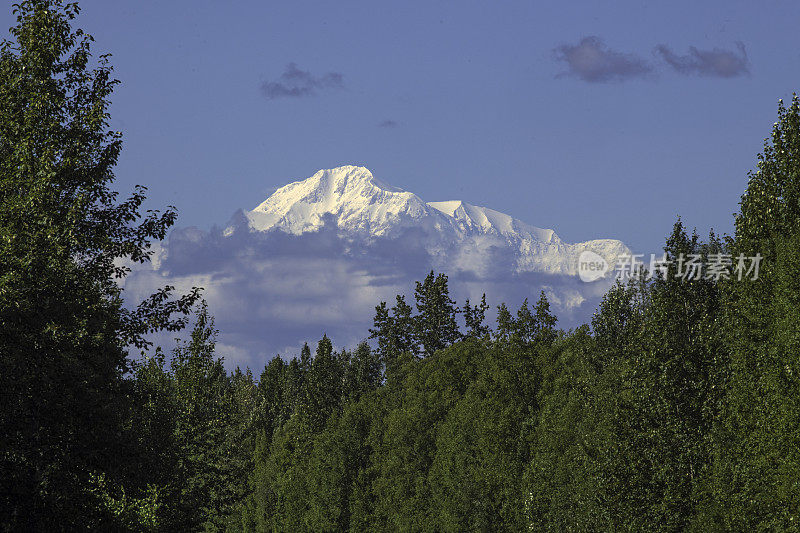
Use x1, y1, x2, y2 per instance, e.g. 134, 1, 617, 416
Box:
302, 335, 344, 432
154, 303, 236, 530
304, 396, 376, 532
633, 223, 723, 530
367, 341, 481, 530
463, 294, 491, 339
369, 294, 419, 372
525, 281, 646, 530
702, 95, 800, 530
524, 326, 608, 531
0, 2, 198, 528
342, 341, 381, 402
429, 338, 535, 531
413, 271, 461, 355
495, 302, 515, 341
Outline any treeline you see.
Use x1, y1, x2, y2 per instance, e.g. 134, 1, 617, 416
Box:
108, 185, 800, 531
103, 272, 559, 529
4, 1, 800, 531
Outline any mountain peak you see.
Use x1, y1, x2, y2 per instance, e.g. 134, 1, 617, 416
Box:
287, 165, 404, 198
246, 165, 428, 236
305, 165, 388, 193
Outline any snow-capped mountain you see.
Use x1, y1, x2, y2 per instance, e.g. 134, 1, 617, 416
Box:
127, 165, 630, 365
228, 165, 627, 276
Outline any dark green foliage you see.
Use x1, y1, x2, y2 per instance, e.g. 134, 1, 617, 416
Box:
463, 293, 491, 339
369, 295, 419, 371
238, 285, 560, 531
699, 95, 800, 530
302, 335, 343, 432
413, 271, 461, 355
122, 303, 255, 531
369, 271, 462, 372
0, 1, 198, 529
342, 341, 382, 402
428, 338, 539, 531
167, 303, 238, 529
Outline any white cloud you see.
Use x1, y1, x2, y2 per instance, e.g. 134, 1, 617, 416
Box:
123, 220, 616, 370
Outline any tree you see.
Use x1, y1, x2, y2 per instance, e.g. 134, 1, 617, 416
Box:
532, 291, 558, 345
302, 335, 344, 432
702, 95, 800, 530
495, 303, 515, 341
369, 294, 419, 372
429, 338, 534, 531
167, 302, 237, 530
0, 1, 198, 528
368, 341, 481, 530
596, 223, 723, 531
413, 271, 461, 355
463, 294, 491, 339
524, 327, 608, 531
343, 341, 381, 402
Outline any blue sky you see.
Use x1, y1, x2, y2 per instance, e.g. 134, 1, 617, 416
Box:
5, 0, 799, 252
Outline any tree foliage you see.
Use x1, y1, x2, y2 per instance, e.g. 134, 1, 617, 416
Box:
0, 1, 198, 528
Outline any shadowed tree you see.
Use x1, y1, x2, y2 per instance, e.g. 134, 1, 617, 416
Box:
0, 1, 199, 528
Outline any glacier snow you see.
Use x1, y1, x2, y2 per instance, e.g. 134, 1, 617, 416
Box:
231, 165, 628, 277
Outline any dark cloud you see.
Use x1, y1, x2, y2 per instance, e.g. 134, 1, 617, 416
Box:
655, 42, 749, 78
378, 119, 398, 128
554, 36, 652, 83
124, 215, 615, 369
261, 63, 344, 99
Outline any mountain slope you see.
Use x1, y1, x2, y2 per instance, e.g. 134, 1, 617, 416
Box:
229, 165, 627, 276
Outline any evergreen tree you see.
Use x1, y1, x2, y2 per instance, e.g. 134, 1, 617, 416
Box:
300, 342, 312, 373
283, 355, 305, 417
254, 356, 288, 443
495, 302, 516, 341
533, 291, 558, 345
343, 341, 382, 402
220, 367, 259, 530
413, 271, 461, 355
302, 335, 344, 432
369, 294, 419, 372
463, 294, 491, 339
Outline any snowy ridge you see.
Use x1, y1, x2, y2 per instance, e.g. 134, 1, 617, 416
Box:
232, 165, 628, 275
